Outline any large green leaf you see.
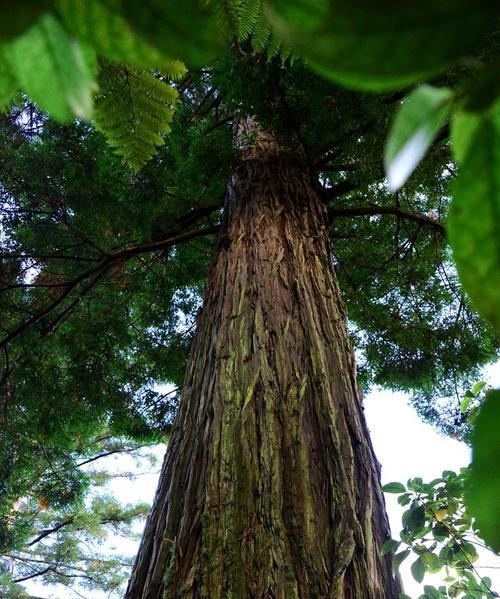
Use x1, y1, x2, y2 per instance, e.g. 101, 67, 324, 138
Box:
448, 99, 500, 331
385, 85, 453, 190
267, 0, 499, 90
0, 48, 18, 110
120, 0, 224, 67
410, 556, 426, 583
468, 389, 500, 552
8, 13, 96, 121
56, 0, 186, 76
382, 482, 406, 493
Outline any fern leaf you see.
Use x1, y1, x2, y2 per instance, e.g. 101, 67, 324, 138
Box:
94, 61, 178, 171
238, 0, 262, 41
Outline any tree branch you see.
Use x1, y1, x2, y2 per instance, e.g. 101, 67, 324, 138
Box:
328, 204, 445, 232
0, 222, 220, 350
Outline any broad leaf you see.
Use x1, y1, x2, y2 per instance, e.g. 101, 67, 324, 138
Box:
267, 0, 499, 90
56, 0, 186, 76
382, 481, 406, 493
450, 109, 481, 165
385, 85, 453, 190
380, 538, 400, 556
468, 389, 500, 552
392, 549, 410, 574
8, 13, 96, 121
0, 48, 18, 110
448, 100, 500, 331
411, 556, 426, 583
121, 0, 223, 67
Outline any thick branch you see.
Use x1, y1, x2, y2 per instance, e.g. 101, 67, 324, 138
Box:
328, 204, 445, 232
0, 222, 219, 349
318, 180, 359, 200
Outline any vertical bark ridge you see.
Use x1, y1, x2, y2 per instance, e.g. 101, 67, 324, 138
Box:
126, 141, 401, 599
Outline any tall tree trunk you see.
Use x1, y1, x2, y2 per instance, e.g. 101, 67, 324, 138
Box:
126, 130, 401, 599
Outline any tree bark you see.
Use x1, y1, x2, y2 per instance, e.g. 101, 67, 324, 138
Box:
125, 132, 401, 599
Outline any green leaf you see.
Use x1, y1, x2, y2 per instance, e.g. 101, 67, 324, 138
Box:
450, 109, 481, 165
0, 48, 18, 110
460, 541, 478, 562
406, 505, 426, 532
432, 523, 449, 541
94, 62, 178, 171
399, 595, 413, 599
385, 85, 453, 190
392, 549, 410, 574
423, 586, 441, 599
460, 395, 473, 413
381, 538, 400, 556
382, 481, 406, 493
471, 381, 486, 396
56, 0, 187, 76
421, 551, 441, 573
463, 58, 500, 113
411, 556, 426, 583
8, 13, 96, 121
468, 390, 500, 552
120, 0, 223, 67
398, 493, 412, 506
448, 100, 500, 331
267, 0, 499, 91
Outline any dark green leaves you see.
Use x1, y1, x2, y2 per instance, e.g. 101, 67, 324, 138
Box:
392, 549, 410, 574
385, 86, 452, 190
448, 99, 500, 332
8, 13, 96, 121
0, 49, 18, 110
404, 505, 426, 533
0, 1, 51, 39
411, 556, 426, 583
267, 0, 498, 90
380, 538, 400, 556
469, 389, 500, 552
382, 481, 407, 493
121, 0, 223, 67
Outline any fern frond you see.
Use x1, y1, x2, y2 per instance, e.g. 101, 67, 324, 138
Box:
207, 0, 290, 60
94, 61, 178, 171
207, 0, 241, 36
238, 0, 261, 41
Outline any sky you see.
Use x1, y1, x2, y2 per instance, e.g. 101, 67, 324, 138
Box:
25, 369, 499, 599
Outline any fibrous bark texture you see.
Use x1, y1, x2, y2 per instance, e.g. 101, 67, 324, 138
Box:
126, 137, 401, 599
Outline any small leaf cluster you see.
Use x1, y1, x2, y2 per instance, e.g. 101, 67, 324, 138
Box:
382, 469, 498, 598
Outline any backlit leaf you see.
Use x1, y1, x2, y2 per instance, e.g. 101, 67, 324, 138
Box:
8, 13, 96, 121
385, 85, 453, 190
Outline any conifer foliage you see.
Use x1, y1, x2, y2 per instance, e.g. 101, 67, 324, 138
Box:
0, 0, 499, 596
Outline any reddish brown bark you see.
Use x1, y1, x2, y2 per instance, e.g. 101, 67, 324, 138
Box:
126, 134, 401, 598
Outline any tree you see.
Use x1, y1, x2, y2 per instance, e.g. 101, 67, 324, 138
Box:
0, 432, 155, 598
0, 2, 498, 598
